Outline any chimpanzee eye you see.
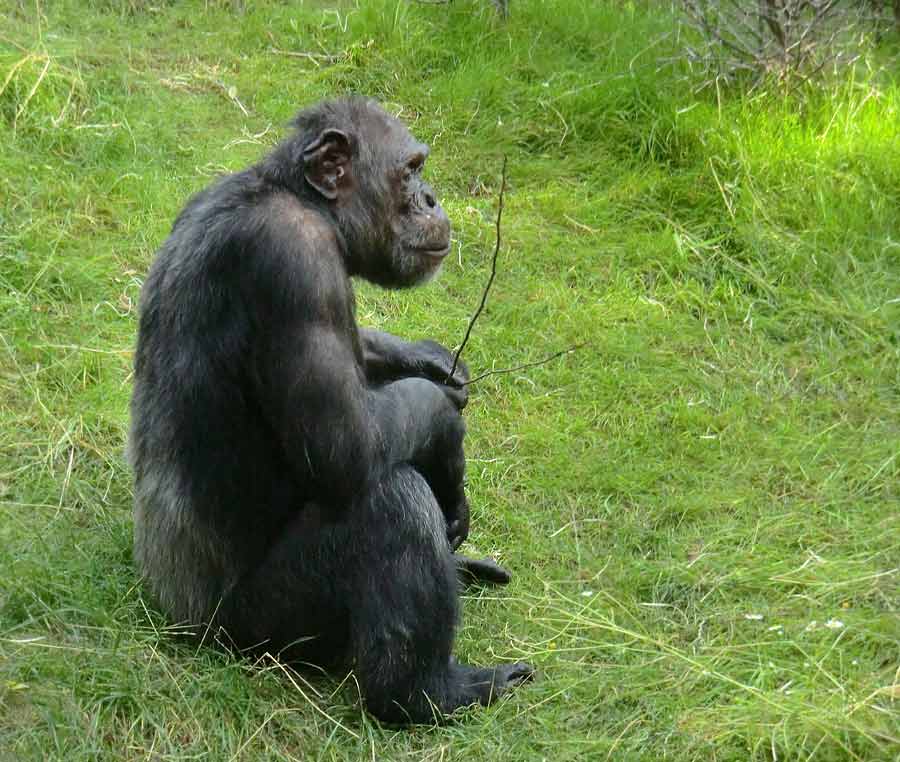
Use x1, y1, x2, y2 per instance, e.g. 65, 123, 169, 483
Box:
406, 154, 425, 174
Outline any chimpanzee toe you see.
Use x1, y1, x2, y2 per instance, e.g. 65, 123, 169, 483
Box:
496, 661, 535, 690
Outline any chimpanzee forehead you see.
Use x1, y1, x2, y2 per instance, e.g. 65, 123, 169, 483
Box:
362, 105, 428, 161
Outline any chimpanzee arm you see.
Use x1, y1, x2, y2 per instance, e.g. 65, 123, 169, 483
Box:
262, 321, 463, 513
248, 207, 464, 515
360, 328, 470, 395
360, 329, 472, 547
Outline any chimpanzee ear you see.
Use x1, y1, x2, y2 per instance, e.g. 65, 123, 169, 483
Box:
302, 129, 353, 201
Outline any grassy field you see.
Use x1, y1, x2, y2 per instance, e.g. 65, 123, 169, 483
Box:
1, 1, 898, 760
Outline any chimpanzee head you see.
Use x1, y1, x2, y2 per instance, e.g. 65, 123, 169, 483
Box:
292, 97, 451, 288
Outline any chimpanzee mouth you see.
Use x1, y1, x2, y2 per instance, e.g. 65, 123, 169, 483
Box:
411, 244, 451, 261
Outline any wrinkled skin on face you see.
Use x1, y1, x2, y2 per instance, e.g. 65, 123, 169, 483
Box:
296, 101, 452, 288
385, 129, 451, 286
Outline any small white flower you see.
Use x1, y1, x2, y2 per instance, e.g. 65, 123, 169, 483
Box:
766, 624, 783, 632
804, 620, 818, 632
581, 590, 593, 597
824, 619, 844, 630
744, 613, 764, 621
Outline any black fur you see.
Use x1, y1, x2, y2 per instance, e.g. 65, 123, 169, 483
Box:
129, 96, 532, 724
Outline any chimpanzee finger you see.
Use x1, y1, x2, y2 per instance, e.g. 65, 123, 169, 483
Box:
436, 357, 469, 388
446, 519, 464, 551
448, 356, 470, 387
440, 384, 468, 411
415, 340, 470, 387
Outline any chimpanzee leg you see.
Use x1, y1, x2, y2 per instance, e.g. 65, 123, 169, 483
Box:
348, 467, 532, 722
416, 411, 513, 587
222, 465, 531, 724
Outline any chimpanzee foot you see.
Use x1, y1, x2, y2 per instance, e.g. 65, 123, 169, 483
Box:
455, 554, 512, 586
489, 662, 535, 696
453, 661, 535, 709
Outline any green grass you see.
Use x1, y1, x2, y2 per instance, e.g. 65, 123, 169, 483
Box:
1, 1, 898, 760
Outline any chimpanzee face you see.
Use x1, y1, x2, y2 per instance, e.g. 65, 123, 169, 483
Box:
301, 102, 451, 288
386, 130, 451, 286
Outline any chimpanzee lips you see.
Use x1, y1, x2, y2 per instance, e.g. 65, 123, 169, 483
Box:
412, 244, 451, 260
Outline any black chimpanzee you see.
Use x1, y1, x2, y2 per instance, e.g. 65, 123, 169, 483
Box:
128, 96, 533, 724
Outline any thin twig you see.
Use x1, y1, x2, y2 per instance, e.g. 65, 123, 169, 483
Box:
462, 343, 586, 386
446, 155, 508, 382
268, 47, 340, 65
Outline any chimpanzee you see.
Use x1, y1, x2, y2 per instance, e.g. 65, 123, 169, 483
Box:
128, 96, 533, 724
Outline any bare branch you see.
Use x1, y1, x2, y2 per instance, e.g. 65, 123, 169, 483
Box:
446, 156, 508, 383
462, 343, 587, 386
676, 0, 869, 87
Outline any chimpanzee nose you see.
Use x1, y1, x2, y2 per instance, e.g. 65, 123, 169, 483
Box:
424, 189, 436, 208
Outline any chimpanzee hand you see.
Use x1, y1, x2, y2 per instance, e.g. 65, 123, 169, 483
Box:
445, 495, 470, 551
437, 382, 468, 413
360, 330, 469, 410
407, 339, 470, 392
402, 340, 469, 412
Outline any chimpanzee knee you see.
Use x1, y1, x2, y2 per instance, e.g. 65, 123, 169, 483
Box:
412, 408, 469, 548
347, 468, 461, 721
